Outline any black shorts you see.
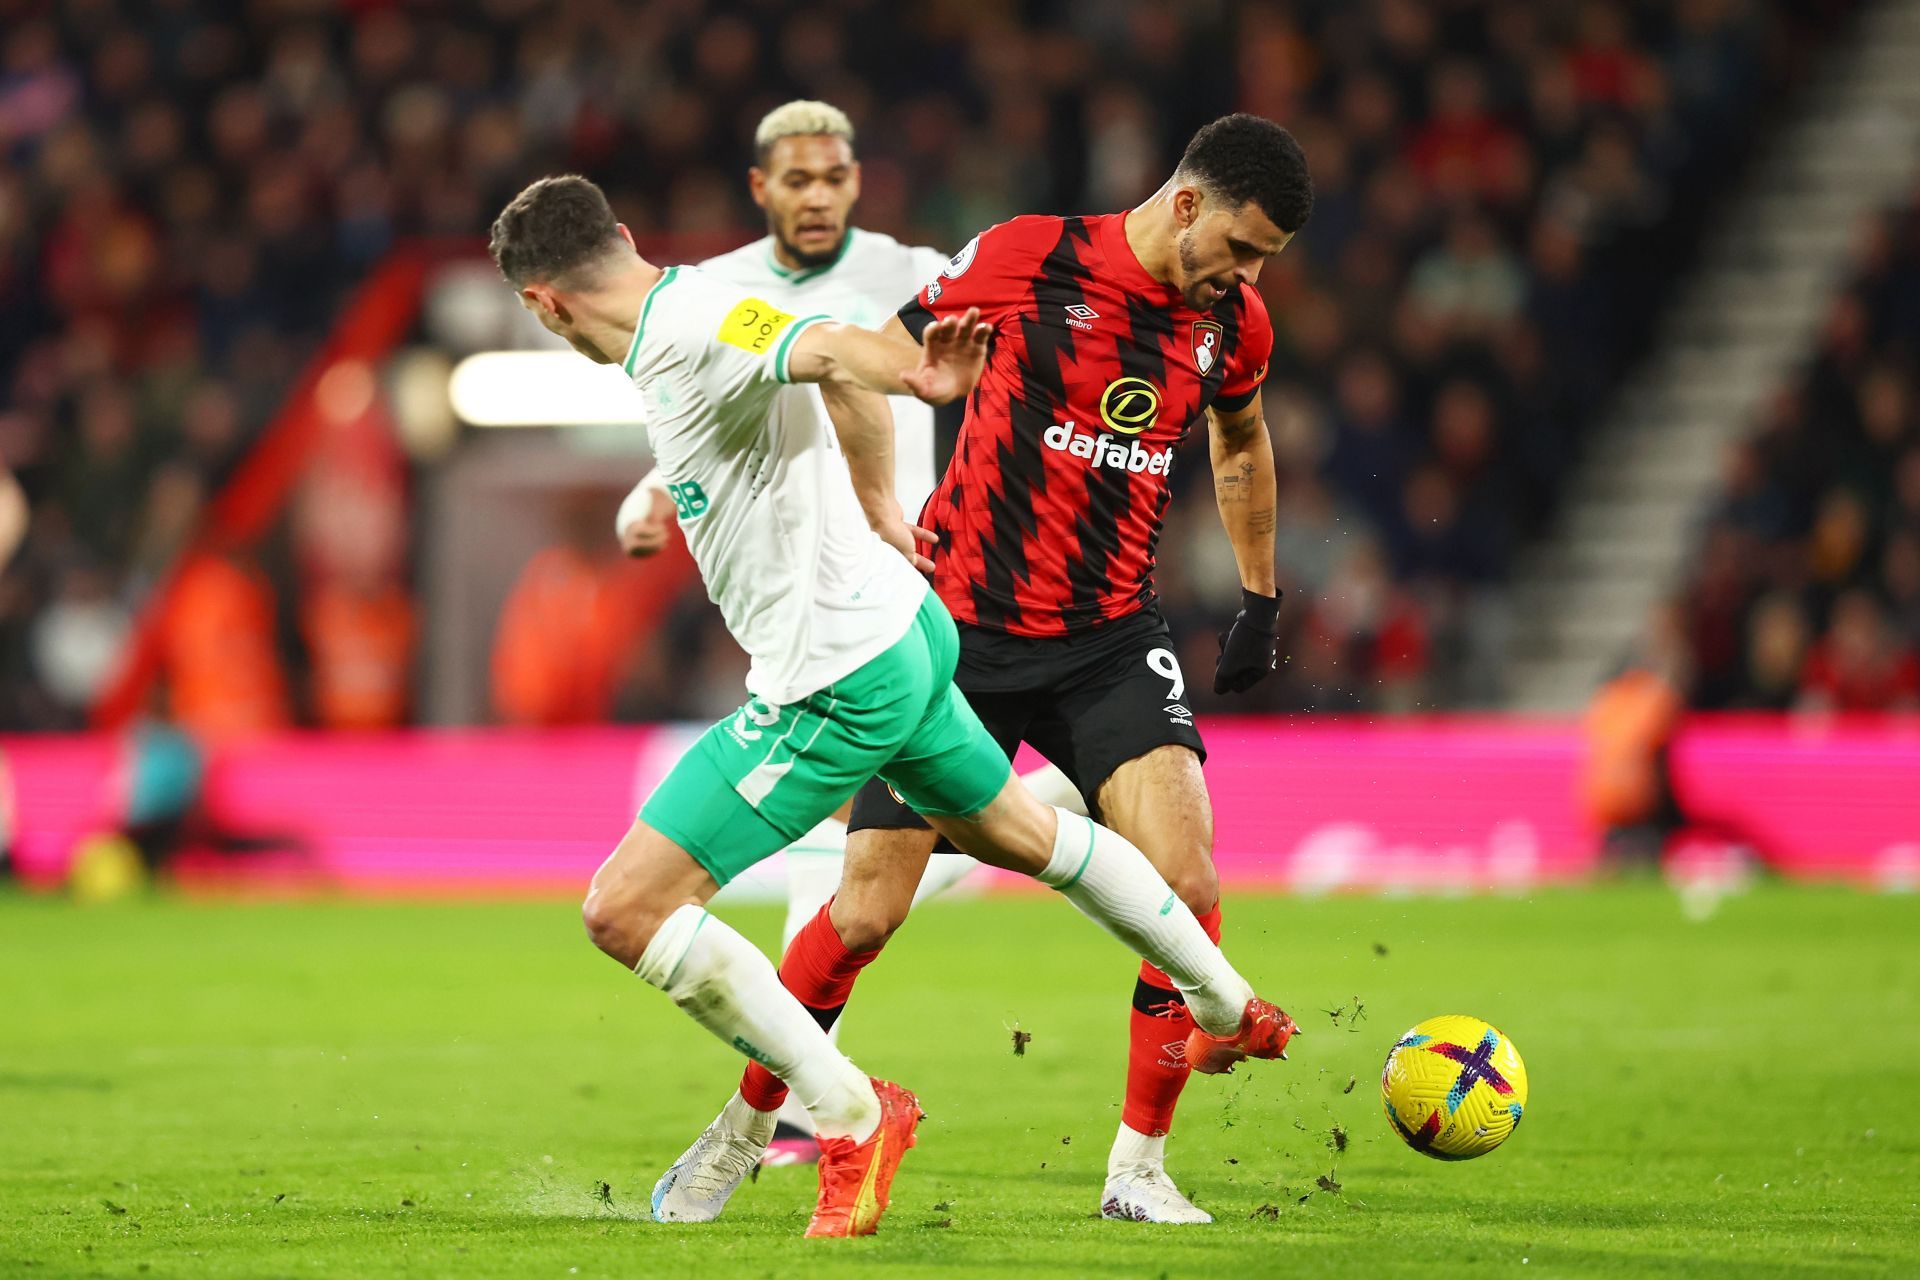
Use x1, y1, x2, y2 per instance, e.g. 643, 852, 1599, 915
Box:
849, 606, 1206, 835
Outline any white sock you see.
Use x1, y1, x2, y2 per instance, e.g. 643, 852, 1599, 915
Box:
721, 1089, 779, 1142
634, 905, 879, 1141
1020, 763, 1089, 817
781, 818, 847, 952
911, 852, 978, 904
1036, 808, 1253, 1035
1109, 1122, 1166, 1174
779, 817, 851, 1142
774, 1090, 817, 1136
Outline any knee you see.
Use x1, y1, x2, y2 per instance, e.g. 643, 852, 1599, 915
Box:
1167, 858, 1219, 917
581, 885, 660, 969
829, 891, 908, 954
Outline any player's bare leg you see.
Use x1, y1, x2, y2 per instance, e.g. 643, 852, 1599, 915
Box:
734, 764, 1088, 1151
675, 765, 1287, 1229
1090, 744, 1222, 1223
830, 826, 938, 948
762, 802, 862, 1166
761, 818, 935, 1164
923, 775, 1291, 1054
581, 816, 915, 1228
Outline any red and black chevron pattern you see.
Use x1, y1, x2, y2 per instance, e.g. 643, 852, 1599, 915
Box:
900, 212, 1273, 637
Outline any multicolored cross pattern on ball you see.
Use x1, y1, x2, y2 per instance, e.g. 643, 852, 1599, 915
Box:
1380, 1015, 1530, 1161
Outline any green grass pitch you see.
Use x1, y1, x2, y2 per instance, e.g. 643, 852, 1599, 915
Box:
3, 885, 1916, 1278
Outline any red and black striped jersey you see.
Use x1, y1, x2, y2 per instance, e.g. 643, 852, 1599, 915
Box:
900, 212, 1272, 637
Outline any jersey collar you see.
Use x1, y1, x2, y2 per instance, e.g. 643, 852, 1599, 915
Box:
622, 265, 680, 376
764, 229, 856, 284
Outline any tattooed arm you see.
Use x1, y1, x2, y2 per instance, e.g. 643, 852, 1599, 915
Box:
1206, 395, 1278, 595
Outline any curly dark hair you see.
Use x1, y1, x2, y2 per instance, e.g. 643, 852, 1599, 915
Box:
1175, 114, 1314, 234
488, 175, 623, 288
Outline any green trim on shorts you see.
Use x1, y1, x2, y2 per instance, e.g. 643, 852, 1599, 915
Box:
638, 591, 1012, 887
642, 744, 794, 888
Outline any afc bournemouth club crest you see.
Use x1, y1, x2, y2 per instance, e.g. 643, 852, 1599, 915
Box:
1192, 320, 1222, 375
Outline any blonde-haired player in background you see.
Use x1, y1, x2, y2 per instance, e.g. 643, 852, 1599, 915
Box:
616, 100, 1086, 1166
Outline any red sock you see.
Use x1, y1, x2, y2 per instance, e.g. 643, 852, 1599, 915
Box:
1121, 903, 1223, 1138
738, 897, 883, 1112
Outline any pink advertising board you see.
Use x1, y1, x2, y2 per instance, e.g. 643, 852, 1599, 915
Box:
2, 717, 1913, 894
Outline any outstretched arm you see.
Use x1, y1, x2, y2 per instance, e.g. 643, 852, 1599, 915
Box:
819, 380, 934, 572
786, 309, 989, 404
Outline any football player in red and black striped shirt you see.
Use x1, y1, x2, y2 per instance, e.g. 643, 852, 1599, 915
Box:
728, 115, 1313, 1223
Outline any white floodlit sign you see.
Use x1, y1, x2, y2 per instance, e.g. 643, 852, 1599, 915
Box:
448, 351, 648, 427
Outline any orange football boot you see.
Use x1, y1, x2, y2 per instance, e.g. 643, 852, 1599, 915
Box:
1184, 997, 1301, 1075
804, 1078, 923, 1238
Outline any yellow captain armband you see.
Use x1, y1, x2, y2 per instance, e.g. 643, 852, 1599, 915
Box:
715, 298, 799, 356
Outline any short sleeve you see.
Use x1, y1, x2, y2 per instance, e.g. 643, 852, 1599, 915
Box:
1213, 286, 1274, 412
691, 276, 833, 385
897, 217, 1053, 341
635, 269, 832, 396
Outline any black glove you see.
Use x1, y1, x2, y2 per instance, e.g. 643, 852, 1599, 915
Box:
1214, 588, 1282, 694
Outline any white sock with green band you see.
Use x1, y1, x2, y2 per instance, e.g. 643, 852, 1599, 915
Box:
1036, 808, 1253, 1036
634, 904, 879, 1141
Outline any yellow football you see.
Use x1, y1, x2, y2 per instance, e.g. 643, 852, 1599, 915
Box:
1381, 1014, 1528, 1160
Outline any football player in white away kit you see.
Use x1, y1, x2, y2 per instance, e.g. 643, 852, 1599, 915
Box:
614, 101, 1085, 1164
490, 173, 1297, 1237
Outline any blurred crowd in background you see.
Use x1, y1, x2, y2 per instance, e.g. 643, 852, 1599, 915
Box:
0, 0, 1888, 734
1674, 183, 1920, 713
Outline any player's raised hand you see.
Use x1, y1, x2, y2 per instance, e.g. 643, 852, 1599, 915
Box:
901, 307, 990, 405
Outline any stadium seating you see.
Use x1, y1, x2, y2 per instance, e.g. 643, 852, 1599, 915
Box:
1677, 184, 1920, 712
0, 1, 1862, 727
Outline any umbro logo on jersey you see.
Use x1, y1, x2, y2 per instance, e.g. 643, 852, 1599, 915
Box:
1165, 703, 1194, 725
1064, 304, 1098, 330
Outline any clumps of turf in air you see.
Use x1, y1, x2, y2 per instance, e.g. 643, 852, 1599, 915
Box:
1322, 996, 1370, 1031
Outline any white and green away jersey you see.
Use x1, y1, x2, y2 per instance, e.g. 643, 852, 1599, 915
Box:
699, 228, 949, 519
621, 265, 929, 705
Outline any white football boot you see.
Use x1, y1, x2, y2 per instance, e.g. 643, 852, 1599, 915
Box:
1101, 1161, 1214, 1224
650, 1092, 777, 1222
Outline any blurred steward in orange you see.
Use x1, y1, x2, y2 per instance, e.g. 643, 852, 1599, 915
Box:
492, 495, 646, 725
